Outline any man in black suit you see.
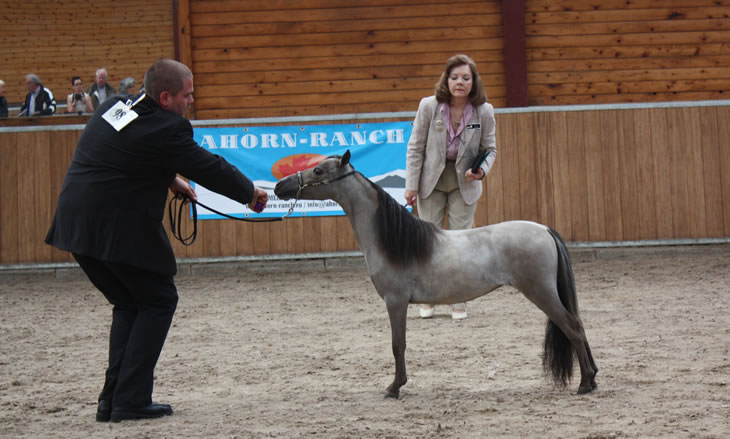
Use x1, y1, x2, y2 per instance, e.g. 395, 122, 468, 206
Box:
45, 59, 268, 422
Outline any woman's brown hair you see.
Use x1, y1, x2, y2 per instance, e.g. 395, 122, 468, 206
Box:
434, 54, 487, 106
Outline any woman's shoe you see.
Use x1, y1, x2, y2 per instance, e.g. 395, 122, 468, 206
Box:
419, 305, 435, 318
451, 303, 467, 320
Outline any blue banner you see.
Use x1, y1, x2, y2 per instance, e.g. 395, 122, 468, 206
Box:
192, 122, 413, 218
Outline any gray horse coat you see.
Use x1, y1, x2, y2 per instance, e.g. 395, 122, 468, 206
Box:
274, 151, 598, 398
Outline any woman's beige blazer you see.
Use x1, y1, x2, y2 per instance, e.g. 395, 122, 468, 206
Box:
405, 96, 497, 205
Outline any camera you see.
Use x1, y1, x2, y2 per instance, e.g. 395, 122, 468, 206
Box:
74, 93, 82, 101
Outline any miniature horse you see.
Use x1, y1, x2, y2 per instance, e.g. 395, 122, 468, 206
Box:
274, 151, 598, 398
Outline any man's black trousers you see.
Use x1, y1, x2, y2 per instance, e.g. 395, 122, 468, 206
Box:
73, 253, 178, 408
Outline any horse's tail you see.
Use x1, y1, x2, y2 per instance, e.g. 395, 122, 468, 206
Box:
543, 227, 581, 387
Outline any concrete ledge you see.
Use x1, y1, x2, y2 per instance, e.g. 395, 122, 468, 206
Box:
0, 244, 727, 280
568, 242, 729, 262
0, 269, 59, 282
54, 266, 88, 280
183, 258, 327, 276
0, 252, 365, 279
324, 255, 367, 271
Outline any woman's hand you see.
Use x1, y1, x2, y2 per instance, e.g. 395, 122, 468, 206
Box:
404, 190, 418, 206
465, 168, 485, 181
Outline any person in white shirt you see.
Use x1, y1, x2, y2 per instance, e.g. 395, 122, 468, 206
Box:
66, 76, 94, 114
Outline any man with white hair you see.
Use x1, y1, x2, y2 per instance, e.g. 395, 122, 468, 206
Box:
86, 67, 117, 109
19, 74, 56, 116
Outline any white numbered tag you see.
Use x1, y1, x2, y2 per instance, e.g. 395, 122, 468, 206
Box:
102, 100, 139, 132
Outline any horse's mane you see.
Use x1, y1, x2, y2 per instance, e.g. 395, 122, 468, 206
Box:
365, 178, 441, 267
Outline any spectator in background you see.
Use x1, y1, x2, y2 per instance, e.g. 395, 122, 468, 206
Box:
0, 79, 8, 118
66, 76, 94, 114
118, 77, 137, 96
19, 74, 56, 116
87, 67, 116, 109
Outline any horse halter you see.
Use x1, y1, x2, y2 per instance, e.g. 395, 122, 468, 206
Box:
292, 168, 357, 200
283, 168, 355, 216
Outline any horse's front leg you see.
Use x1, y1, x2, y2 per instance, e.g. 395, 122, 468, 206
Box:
384, 297, 408, 399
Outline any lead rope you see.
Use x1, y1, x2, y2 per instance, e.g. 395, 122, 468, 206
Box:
169, 195, 300, 246
170, 169, 351, 245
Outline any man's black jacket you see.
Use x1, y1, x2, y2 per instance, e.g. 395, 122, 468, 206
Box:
46, 95, 254, 274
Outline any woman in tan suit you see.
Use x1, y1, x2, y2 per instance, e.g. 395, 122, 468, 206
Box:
404, 54, 497, 320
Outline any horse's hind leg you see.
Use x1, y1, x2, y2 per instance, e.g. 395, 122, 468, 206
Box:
384, 297, 408, 399
521, 286, 597, 394
569, 319, 597, 393
546, 305, 597, 394
585, 338, 598, 389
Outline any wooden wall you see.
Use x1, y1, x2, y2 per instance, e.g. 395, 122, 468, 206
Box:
2, 1, 728, 117
185, 0, 730, 118
188, 0, 506, 119
486, 105, 730, 242
0, 0, 175, 108
525, 0, 730, 105
2, 103, 728, 266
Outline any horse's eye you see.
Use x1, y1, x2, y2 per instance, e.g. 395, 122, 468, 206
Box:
313, 168, 323, 176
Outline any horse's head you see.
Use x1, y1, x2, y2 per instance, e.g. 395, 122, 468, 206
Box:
274, 150, 354, 201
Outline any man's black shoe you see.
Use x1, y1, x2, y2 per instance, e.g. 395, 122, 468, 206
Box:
96, 400, 112, 422
110, 403, 173, 422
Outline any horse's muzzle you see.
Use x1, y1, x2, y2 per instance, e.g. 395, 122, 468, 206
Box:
274, 177, 296, 200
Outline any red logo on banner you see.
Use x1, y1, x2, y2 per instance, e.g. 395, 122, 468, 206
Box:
272, 153, 327, 180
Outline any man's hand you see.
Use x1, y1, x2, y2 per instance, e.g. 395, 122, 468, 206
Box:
249, 186, 268, 213
169, 176, 197, 202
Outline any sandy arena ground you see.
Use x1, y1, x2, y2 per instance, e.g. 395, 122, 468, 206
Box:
1, 245, 728, 438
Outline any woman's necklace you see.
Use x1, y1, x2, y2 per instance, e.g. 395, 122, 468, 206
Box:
449, 104, 464, 130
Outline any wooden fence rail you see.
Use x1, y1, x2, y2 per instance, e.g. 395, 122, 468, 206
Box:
1, 102, 728, 266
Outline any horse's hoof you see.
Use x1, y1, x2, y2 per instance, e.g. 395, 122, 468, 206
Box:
577, 384, 594, 395
384, 389, 400, 399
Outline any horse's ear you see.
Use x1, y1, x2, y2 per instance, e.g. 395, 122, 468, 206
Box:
341, 150, 351, 166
